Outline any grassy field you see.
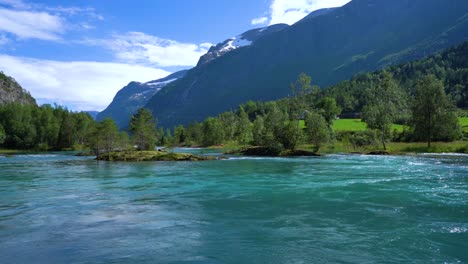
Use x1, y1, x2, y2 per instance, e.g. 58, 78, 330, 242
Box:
0, 149, 31, 155
332, 119, 406, 132
332, 118, 468, 133
460, 117, 468, 132
306, 141, 468, 154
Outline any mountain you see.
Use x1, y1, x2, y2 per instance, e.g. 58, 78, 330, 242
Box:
197, 23, 289, 65
97, 70, 188, 128
145, 0, 468, 128
0, 71, 36, 105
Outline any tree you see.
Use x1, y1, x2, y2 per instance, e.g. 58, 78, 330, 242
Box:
304, 111, 330, 152
173, 125, 186, 145
185, 122, 202, 146
252, 115, 266, 146
201, 117, 224, 146
0, 124, 5, 145
88, 118, 124, 158
284, 73, 316, 150
234, 107, 253, 145
263, 103, 286, 148
164, 128, 174, 146
317, 97, 341, 127
218, 111, 237, 142
411, 75, 461, 147
129, 108, 158, 150
362, 72, 405, 150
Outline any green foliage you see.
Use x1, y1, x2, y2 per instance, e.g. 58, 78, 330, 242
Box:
275, 120, 303, 150
129, 108, 158, 150
289, 73, 315, 116
185, 122, 203, 146
348, 130, 378, 150
362, 72, 406, 150
164, 128, 174, 146
0, 103, 94, 150
304, 111, 330, 152
218, 111, 237, 142
202, 118, 224, 146
87, 118, 128, 157
317, 97, 341, 127
0, 124, 5, 144
234, 107, 253, 145
252, 115, 266, 146
324, 42, 468, 112
411, 75, 461, 147
173, 125, 186, 145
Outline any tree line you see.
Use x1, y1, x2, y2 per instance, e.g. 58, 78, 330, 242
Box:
170, 71, 461, 151
1, 42, 465, 153
0, 104, 168, 154
0, 104, 94, 150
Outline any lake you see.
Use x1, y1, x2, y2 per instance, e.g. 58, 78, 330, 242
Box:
0, 151, 467, 263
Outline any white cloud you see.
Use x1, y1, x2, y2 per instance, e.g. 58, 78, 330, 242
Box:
83, 32, 211, 67
0, 8, 64, 40
266, 0, 351, 25
0, 55, 170, 111
200, 42, 214, 49
251, 16, 269, 25
0, 0, 103, 41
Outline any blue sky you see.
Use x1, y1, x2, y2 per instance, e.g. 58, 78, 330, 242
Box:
0, 0, 351, 111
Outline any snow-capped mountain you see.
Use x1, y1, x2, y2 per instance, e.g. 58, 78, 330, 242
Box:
97, 70, 188, 128
197, 23, 288, 66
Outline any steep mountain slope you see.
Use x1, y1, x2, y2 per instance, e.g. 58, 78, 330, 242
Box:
97, 70, 187, 128
146, 0, 468, 128
197, 23, 288, 65
0, 71, 36, 105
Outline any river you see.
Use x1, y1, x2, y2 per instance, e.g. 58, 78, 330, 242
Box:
0, 151, 467, 263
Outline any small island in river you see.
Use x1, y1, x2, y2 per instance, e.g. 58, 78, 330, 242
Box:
96, 150, 220, 162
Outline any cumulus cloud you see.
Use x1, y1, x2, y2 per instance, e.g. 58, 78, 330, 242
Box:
0, 0, 103, 41
258, 0, 351, 26
83, 32, 212, 67
0, 55, 170, 111
251, 16, 269, 25
0, 8, 64, 40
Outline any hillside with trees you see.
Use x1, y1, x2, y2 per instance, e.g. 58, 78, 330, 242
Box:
167, 42, 468, 153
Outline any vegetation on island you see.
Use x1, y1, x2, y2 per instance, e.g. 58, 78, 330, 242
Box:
96, 150, 218, 162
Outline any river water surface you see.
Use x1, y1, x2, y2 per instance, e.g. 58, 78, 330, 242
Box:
0, 151, 467, 263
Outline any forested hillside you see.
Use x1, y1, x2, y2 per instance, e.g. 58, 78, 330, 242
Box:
324, 41, 468, 113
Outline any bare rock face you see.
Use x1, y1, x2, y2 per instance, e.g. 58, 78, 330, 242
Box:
0, 72, 36, 105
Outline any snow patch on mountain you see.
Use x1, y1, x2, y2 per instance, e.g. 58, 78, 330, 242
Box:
219, 37, 252, 53
197, 24, 288, 66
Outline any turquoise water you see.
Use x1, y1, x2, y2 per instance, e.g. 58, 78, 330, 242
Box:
0, 152, 467, 263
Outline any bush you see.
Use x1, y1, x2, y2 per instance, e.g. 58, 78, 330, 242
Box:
341, 130, 378, 150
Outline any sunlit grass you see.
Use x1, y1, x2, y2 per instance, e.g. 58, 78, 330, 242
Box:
460, 117, 468, 132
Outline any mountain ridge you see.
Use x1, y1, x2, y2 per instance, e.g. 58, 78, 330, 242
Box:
97, 70, 188, 128
145, 0, 468, 128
